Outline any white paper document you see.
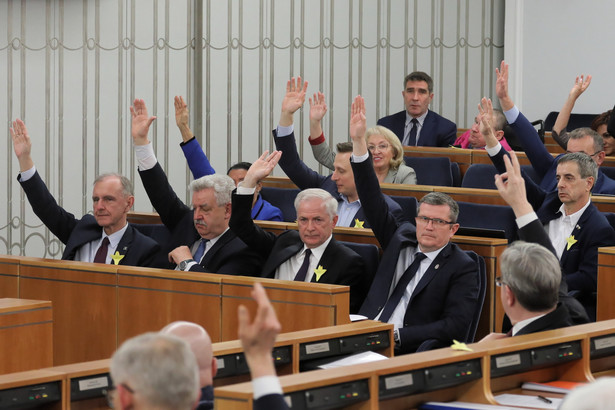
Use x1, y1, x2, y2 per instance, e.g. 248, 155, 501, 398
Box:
495, 393, 562, 409
317, 351, 388, 369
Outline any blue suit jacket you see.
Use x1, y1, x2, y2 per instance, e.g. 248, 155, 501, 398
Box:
254, 394, 289, 410
273, 130, 406, 228
377, 110, 457, 147
352, 156, 480, 353
180, 137, 283, 221
491, 111, 615, 194
138, 163, 263, 275
18, 171, 160, 267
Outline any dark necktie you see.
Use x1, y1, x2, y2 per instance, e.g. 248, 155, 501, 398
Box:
193, 238, 208, 264
93, 237, 110, 264
406, 118, 419, 146
293, 249, 312, 282
379, 252, 427, 322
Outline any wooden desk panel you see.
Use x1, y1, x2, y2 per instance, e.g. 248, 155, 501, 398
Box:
0, 299, 53, 374
117, 266, 222, 344
18, 258, 117, 366
220, 276, 350, 341
597, 247, 615, 321
52, 359, 110, 410
0, 369, 66, 410
0, 256, 20, 298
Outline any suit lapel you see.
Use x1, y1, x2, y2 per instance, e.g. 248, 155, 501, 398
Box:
309, 239, 337, 283
559, 207, 591, 266
62, 219, 103, 260
113, 225, 134, 265
409, 243, 452, 301
200, 230, 233, 268
263, 241, 304, 277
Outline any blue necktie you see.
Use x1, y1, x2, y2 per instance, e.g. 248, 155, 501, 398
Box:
405, 118, 419, 146
379, 252, 427, 322
293, 249, 312, 282
193, 239, 208, 263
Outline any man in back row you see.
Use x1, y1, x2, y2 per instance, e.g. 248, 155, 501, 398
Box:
377, 71, 457, 147
11, 119, 160, 267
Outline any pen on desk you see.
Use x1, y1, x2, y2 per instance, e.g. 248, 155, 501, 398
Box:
537, 395, 553, 404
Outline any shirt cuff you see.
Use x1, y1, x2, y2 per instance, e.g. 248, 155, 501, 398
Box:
276, 124, 294, 137
237, 182, 256, 195
134, 143, 158, 171
19, 165, 37, 182
252, 375, 283, 400
504, 105, 520, 124
309, 132, 325, 145
351, 152, 369, 163
485, 143, 503, 157
516, 212, 538, 229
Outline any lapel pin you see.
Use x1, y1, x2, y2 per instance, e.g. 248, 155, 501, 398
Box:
576, 224, 581, 230
435, 264, 440, 270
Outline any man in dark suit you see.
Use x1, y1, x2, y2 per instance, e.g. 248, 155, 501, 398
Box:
273, 77, 405, 229
487, 61, 615, 195
130, 99, 262, 275
377, 71, 457, 147
348, 96, 481, 353
11, 119, 160, 267
229, 151, 367, 313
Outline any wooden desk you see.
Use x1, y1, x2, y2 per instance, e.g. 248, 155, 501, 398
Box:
597, 247, 615, 321
51, 359, 110, 410
0, 368, 66, 409
0, 255, 20, 298
0, 298, 53, 375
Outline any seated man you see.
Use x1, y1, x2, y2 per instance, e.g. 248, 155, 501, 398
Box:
229, 152, 367, 313
453, 106, 512, 151
273, 77, 405, 228
480, 98, 615, 321
173, 96, 282, 221
489, 61, 615, 194
109, 332, 200, 410
131, 99, 262, 275
349, 96, 481, 353
160, 321, 217, 410
11, 119, 160, 267
377, 71, 457, 147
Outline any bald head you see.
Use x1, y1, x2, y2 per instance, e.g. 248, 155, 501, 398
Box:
160, 321, 216, 387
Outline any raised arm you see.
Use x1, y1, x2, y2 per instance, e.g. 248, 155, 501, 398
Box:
130, 98, 157, 146
10, 119, 34, 172
174, 96, 215, 179
309, 92, 335, 170
495, 60, 513, 112
552, 75, 592, 149
280, 77, 308, 127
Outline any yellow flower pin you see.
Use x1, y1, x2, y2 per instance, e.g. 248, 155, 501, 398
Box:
111, 251, 125, 265
353, 219, 365, 228
566, 235, 578, 251
314, 265, 327, 281
450, 339, 473, 352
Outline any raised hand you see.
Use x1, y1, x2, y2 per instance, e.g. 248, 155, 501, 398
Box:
238, 283, 281, 379
130, 99, 157, 146
478, 97, 499, 149
494, 151, 533, 217
279, 77, 308, 126
174, 96, 193, 143
495, 61, 513, 111
242, 150, 282, 189
309, 92, 328, 123
10, 119, 34, 172
569, 75, 592, 101
349, 95, 367, 141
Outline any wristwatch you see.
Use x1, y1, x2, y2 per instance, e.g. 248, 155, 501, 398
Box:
178, 259, 196, 271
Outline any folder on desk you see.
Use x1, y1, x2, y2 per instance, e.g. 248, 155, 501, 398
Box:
420, 401, 517, 409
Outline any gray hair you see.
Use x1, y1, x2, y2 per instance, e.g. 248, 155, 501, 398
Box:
569, 127, 604, 152
560, 377, 615, 410
492, 109, 507, 131
557, 152, 598, 184
110, 332, 200, 410
418, 192, 459, 223
365, 125, 404, 169
500, 241, 560, 312
189, 174, 235, 206
93, 173, 134, 197
294, 188, 338, 220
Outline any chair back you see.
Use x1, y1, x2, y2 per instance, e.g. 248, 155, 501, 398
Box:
403, 156, 453, 186
260, 187, 300, 222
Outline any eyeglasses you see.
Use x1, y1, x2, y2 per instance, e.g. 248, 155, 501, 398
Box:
105, 383, 135, 409
367, 143, 390, 152
495, 276, 506, 287
415, 215, 454, 227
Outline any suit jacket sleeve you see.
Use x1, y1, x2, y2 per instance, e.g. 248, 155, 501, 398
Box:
254, 394, 289, 410
273, 130, 329, 190
351, 155, 405, 250
180, 137, 216, 180
229, 191, 277, 255
518, 218, 556, 254
310, 140, 336, 171
138, 162, 192, 230
509, 111, 555, 179
398, 252, 479, 353
18, 171, 78, 244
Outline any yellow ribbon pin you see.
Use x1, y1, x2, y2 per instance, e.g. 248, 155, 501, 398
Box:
111, 251, 125, 265
314, 265, 327, 281
353, 219, 365, 228
566, 235, 577, 251
451, 339, 473, 352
